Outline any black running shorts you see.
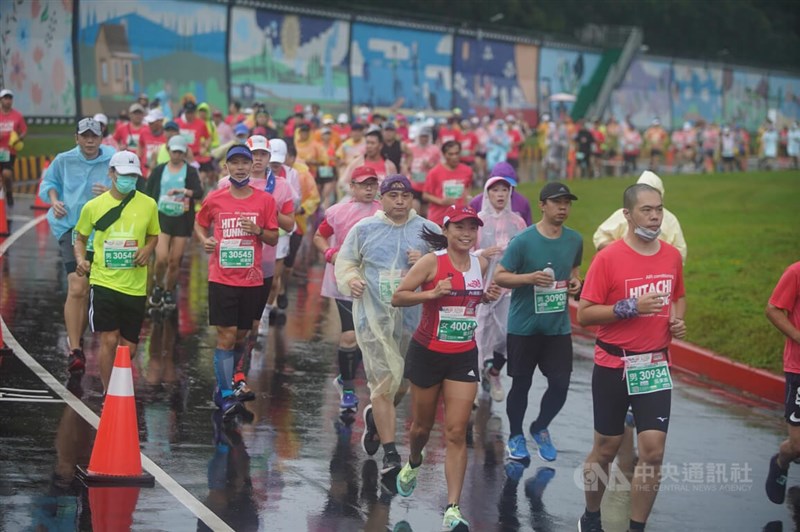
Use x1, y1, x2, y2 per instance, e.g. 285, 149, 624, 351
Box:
506, 333, 573, 379
89, 285, 146, 344
592, 364, 671, 436
784, 372, 800, 426
404, 338, 479, 388
208, 282, 262, 330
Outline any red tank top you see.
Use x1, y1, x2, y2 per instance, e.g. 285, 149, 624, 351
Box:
413, 250, 484, 354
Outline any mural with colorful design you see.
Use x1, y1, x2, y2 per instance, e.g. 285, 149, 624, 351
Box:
610, 58, 672, 129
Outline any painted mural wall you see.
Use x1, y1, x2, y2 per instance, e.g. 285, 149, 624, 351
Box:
538, 48, 601, 118
229, 7, 350, 120
610, 58, 672, 129
0, 0, 76, 116
671, 64, 724, 127
77, 0, 227, 119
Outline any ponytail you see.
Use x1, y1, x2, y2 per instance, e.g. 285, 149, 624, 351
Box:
421, 226, 448, 251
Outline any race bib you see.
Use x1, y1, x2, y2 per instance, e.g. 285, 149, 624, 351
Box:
443, 180, 465, 199
624, 352, 673, 395
534, 280, 568, 314
437, 306, 477, 343
158, 195, 185, 217
0, 149, 9, 162
378, 270, 403, 305
180, 129, 196, 145
460, 149, 471, 157
72, 229, 95, 252
318, 165, 334, 178
219, 239, 254, 268
104, 239, 137, 269
411, 171, 426, 184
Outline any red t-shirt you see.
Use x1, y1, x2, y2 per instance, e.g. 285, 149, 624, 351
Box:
459, 131, 479, 163
424, 163, 474, 226
113, 122, 147, 151
225, 113, 245, 126
362, 157, 389, 179
138, 128, 166, 175
769, 262, 800, 373
581, 239, 685, 369
413, 250, 484, 354
0, 109, 27, 154
438, 126, 462, 145
196, 188, 278, 287
408, 143, 442, 192
175, 117, 210, 161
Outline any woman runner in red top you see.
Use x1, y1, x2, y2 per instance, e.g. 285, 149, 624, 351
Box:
391, 205, 500, 531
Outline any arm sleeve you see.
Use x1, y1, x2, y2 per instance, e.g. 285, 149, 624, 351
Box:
499, 235, 522, 273
318, 218, 334, 239
573, 234, 584, 268
422, 167, 438, 196
769, 265, 799, 311
334, 225, 363, 295
580, 253, 609, 305
195, 197, 212, 229
592, 210, 627, 250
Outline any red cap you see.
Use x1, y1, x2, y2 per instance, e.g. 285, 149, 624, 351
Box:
443, 205, 483, 226
294, 104, 304, 113
351, 165, 379, 183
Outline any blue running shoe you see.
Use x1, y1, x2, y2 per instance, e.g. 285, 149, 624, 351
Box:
341, 389, 359, 411
531, 428, 557, 462
504, 460, 527, 482
506, 434, 530, 461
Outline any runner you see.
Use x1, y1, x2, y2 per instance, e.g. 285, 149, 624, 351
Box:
765, 261, 800, 505
423, 141, 474, 226
392, 205, 500, 531
313, 166, 381, 412
469, 162, 532, 226
407, 127, 441, 214
176, 102, 212, 186
73, 151, 160, 390
39, 118, 115, 374
494, 182, 582, 462
335, 174, 441, 475
138, 109, 166, 177
338, 129, 398, 192
473, 176, 527, 402
143, 135, 204, 315
113, 103, 147, 153
194, 144, 279, 418
576, 182, 686, 532
0, 89, 27, 207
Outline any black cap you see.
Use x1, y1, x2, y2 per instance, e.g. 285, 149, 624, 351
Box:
184, 101, 197, 112
539, 182, 578, 201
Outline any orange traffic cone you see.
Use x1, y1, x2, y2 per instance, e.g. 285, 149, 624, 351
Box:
0, 187, 9, 237
31, 158, 51, 211
76, 345, 154, 487
89, 486, 141, 531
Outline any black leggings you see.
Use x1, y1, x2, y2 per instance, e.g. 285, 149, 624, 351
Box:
507, 371, 571, 437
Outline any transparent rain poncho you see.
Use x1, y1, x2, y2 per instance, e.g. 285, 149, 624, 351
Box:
335, 210, 440, 399
475, 179, 527, 366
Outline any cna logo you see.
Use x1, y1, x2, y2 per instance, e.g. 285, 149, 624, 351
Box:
466, 278, 482, 289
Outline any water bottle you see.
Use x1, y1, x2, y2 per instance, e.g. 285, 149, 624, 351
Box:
543, 262, 556, 289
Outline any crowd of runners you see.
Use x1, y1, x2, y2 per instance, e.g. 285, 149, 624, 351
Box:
8, 88, 796, 531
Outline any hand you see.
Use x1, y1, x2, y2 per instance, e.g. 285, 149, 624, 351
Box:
349, 278, 366, 299
529, 270, 555, 287
568, 277, 582, 296
482, 246, 503, 258
91, 183, 109, 196
407, 249, 422, 265
430, 278, 452, 299
203, 236, 217, 254
637, 292, 668, 315
133, 247, 151, 266
75, 259, 91, 277
669, 317, 686, 339
482, 282, 502, 303
239, 216, 261, 236
51, 200, 67, 218
167, 188, 183, 196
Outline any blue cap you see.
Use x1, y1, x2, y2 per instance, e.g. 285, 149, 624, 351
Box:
380, 174, 413, 194
226, 144, 253, 161
164, 121, 180, 131
234, 123, 249, 136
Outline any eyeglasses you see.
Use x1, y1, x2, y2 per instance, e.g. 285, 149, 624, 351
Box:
355, 181, 378, 188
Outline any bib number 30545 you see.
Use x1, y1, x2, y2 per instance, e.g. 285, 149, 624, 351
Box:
104, 239, 138, 269
624, 353, 673, 395
220, 239, 254, 268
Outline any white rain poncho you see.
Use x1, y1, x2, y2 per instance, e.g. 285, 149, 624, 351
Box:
335, 210, 440, 399
475, 178, 527, 366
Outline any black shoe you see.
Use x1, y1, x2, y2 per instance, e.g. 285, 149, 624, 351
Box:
361, 404, 380, 456
149, 286, 164, 307
232, 380, 256, 402
268, 308, 277, 326
381, 451, 402, 475
277, 293, 288, 310
67, 348, 85, 374
766, 453, 789, 504
578, 511, 604, 532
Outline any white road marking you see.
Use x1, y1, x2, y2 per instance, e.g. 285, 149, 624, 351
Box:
0, 215, 233, 532
0, 386, 50, 393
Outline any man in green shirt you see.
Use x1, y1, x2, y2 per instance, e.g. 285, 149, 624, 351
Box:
74, 151, 160, 391
495, 182, 583, 463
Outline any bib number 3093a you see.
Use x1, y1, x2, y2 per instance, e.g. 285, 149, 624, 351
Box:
624, 352, 673, 395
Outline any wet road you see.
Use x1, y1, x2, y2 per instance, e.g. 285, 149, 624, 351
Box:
0, 198, 797, 531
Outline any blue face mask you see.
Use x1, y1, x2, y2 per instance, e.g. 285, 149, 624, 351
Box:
115, 175, 138, 194
230, 176, 251, 188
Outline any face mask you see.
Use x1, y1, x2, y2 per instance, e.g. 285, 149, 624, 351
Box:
115, 175, 138, 194
634, 224, 661, 241
230, 176, 250, 188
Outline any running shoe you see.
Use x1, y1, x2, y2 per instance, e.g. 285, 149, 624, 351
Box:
67, 348, 85, 374
232, 380, 255, 402
162, 290, 176, 309
220, 395, 244, 419
506, 434, 530, 461
332, 375, 344, 399
382, 452, 402, 475
361, 404, 380, 456
277, 293, 288, 310
149, 286, 164, 307
341, 390, 359, 411
577, 511, 604, 532
483, 364, 505, 402
766, 453, 788, 504
396, 455, 423, 497
441, 505, 470, 531
531, 428, 557, 462
504, 460, 527, 482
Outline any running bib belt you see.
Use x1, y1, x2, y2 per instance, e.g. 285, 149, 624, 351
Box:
534, 280, 568, 314
219, 239, 254, 268
158, 196, 185, 217
437, 306, 478, 343
378, 270, 403, 305
104, 239, 138, 269
623, 352, 673, 395
0, 149, 9, 162
443, 180, 465, 199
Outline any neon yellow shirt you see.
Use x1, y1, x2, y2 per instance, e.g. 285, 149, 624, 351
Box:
76, 191, 160, 296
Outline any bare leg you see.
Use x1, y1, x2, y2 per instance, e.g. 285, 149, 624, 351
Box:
442, 379, 478, 505
165, 236, 188, 290
66, 273, 90, 350
583, 432, 624, 512
630, 430, 666, 523
407, 382, 441, 465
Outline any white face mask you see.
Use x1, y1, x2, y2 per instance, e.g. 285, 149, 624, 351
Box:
634, 224, 661, 242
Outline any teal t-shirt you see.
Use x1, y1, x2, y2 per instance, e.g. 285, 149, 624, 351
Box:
500, 224, 583, 336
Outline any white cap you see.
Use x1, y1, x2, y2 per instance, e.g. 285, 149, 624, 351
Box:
145, 108, 164, 124
246, 135, 269, 152
168, 135, 188, 153
110, 150, 142, 176
358, 106, 370, 117
0, 89, 13, 98
93, 113, 109, 125
337, 113, 349, 124
268, 138, 287, 163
